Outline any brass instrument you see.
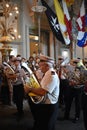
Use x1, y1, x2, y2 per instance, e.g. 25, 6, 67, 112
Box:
3, 62, 15, 74
21, 62, 44, 104
3, 62, 17, 82
67, 66, 87, 87
67, 70, 80, 86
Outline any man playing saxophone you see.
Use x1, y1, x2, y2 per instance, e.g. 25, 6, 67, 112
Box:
24, 54, 60, 130
64, 59, 85, 123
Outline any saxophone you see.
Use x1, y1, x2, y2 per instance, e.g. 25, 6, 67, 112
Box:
67, 66, 87, 87
21, 62, 44, 104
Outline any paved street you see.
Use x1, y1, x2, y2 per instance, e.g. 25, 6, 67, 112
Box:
0, 100, 85, 130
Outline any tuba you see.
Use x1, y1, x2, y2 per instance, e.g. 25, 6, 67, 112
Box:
21, 62, 44, 104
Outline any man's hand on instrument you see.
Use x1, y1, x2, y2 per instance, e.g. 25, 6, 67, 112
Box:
24, 84, 32, 94
7, 73, 17, 80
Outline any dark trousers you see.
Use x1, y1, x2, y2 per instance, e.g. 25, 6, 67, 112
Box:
0, 84, 11, 105
64, 86, 83, 119
13, 84, 24, 115
82, 93, 87, 130
59, 79, 69, 106
28, 96, 58, 130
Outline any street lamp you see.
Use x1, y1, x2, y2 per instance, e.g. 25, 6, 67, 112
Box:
31, 0, 47, 54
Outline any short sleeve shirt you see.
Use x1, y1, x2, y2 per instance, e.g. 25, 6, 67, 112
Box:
41, 68, 60, 104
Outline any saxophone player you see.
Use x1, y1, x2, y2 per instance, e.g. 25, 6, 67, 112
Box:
64, 59, 84, 123
24, 54, 60, 130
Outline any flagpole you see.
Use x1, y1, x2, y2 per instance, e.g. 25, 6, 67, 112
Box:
82, 0, 85, 60
82, 0, 87, 60
53, 36, 56, 62
38, 14, 41, 54
82, 48, 84, 60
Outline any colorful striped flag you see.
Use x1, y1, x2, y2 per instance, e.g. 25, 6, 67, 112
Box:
54, 0, 71, 45
76, 0, 87, 47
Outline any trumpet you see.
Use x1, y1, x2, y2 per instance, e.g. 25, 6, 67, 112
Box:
21, 62, 44, 104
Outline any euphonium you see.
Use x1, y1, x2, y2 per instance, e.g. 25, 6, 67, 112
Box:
21, 62, 44, 104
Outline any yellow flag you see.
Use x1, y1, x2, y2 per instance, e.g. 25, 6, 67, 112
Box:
54, 0, 65, 26
54, 0, 70, 45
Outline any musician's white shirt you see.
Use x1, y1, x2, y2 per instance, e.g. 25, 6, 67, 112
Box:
41, 68, 60, 104
12, 65, 27, 86
35, 68, 43, 81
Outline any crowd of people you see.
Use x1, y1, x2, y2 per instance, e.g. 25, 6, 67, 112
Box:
0, 53, 87, 130
57, 56, 87, 128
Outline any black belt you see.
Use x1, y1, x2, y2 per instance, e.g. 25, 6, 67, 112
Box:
13, 83, 23, 87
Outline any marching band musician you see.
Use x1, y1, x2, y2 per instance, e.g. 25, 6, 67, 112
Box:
80, 59, 87, 130
7, 57, 27, 120
24, 54, 60, 130
64, 59, 84, 123
57, 56, 69, 108
82, 80, 87, 130
84, 60, 87, 69
27, 56, 36, 72
6, 55, 15, 105
1, 55, 15, 105
0, 64, 10, 105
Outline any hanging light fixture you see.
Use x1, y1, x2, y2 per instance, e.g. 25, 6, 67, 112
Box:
0, 0, 19, 43
31, 0, 47, 13
0, 0, 20, 62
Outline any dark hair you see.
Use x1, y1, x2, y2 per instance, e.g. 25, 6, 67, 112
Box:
16, 54, 21, 57
9, 55, 14, 60
29, 56, 34, 60
75, 66, 80, 70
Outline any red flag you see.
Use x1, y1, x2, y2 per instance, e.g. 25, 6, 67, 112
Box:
62, 0, 72, 40
76, 0, 85, 31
